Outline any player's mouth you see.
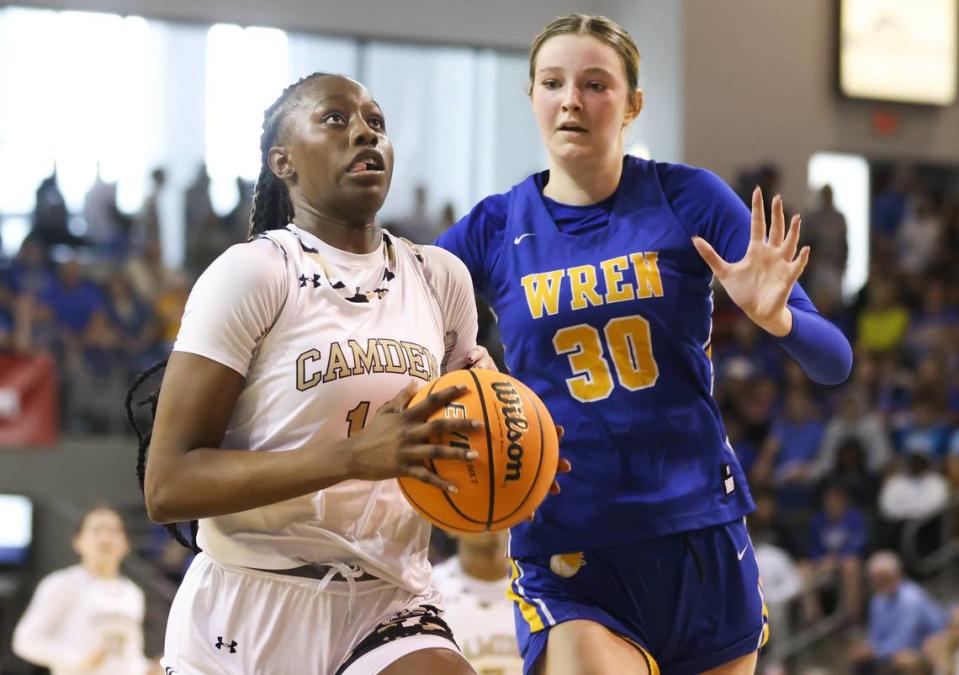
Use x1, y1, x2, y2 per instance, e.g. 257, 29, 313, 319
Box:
346, 150, 385, 175
557, 122, 588, 134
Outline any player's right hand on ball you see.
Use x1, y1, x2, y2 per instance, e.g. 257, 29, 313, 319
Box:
343, 381, 481, 493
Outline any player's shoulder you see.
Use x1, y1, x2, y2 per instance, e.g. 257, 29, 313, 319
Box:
447, 192, 510, 241
418, 244, 472, 278
651, 159, 728, 196
197, 235, 288, 289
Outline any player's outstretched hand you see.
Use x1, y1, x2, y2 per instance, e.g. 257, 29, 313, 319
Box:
466, 345, 498, 371
691, 187, 809, 337
344, 382, 479, 493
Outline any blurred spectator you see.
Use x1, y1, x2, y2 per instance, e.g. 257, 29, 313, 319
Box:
134, 168, 167, 250
226, 176, 254, 241
905, 281, 958, 361
848, 551, 946, 675
811, 387, 892, 485
83, 166, 131, 257
31, 170, 82, 248
12, 506, 159, 674
431, 530, 522, 674
152, 269, 190, 351
103, 272, 163, 371
857, 279, 910, 354
389, 184, 443, 244
6, 236, 56, 297
897, 193, 942, 277
752, 388, 824, 511
895, 396, 951, 464
799, 483, 868, 623
38, 257, 106, 349
183, 163, 224, 277
66, 309, 129, 433
126, 238, 168, 305
878, 454, 949, 554
748, 488, 802, 559
802, 184, 848, 301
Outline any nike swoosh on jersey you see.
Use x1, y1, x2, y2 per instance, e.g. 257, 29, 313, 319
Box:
513, 233, 535, 245
737, 545, 749, 561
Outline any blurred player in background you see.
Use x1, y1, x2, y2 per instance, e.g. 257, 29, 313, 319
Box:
432, 530, 524, 674
438, 13, 853, 675
13, 506, 160, 675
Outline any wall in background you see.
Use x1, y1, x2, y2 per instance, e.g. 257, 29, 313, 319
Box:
683, 0, 959, 206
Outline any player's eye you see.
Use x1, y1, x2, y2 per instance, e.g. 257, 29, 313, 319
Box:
368, 115, 386, 131
586, 81, 607, 92
541, 79, 561, 90
323, 112, 347, 125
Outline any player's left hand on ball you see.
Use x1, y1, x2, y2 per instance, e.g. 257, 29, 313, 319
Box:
466, 345, 498, 371
528, 425, 570, 522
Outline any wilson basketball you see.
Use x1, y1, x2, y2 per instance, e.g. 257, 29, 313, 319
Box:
398, 369, 559, 534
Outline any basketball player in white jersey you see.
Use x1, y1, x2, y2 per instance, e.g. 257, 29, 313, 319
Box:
432, 530, 524, 674
139, 73, 505, 674
13, 506, 159, 675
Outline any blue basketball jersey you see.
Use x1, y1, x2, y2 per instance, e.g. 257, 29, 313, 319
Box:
439, 157, 806, 557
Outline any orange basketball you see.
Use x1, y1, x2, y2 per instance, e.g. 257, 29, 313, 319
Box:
397, 369, 559, 534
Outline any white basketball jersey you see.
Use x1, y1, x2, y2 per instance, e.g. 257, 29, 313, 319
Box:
173, 224, 478, 594
432, 557, 523, 674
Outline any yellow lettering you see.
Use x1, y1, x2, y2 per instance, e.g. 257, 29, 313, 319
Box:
600, 256, 635, 303
296, 348, 322, 391
567, 265, 604, 311
379, 339, 407, 374
401, 341, 431, 381
521, 270, 565, 319
322, 342, 352, 382
349, 338, 385, 375
630, 252, 664, 298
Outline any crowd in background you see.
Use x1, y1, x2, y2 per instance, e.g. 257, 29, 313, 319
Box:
3, 161, 959, 673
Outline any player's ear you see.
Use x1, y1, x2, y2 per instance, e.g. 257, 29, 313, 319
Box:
624, 89, 643, 126
269, 145, 295, 182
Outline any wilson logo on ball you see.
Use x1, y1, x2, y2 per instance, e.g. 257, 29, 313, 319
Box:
491, 380, 528, 483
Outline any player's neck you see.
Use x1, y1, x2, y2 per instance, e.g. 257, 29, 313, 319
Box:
292, 203, 381, 254
459, 554, 509, 582
543, 153, 622, 206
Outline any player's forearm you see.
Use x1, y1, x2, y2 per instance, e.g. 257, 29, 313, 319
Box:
774, 305, 853, 385
145, 441, 351, 524
13, 631, 86, 669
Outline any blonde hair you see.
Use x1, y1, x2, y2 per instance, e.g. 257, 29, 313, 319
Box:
528, 14, 640, 94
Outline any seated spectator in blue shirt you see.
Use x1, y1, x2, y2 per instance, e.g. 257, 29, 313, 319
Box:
849, 550, 947, 675
37, 258, 106, 351
896, 396, 951, 466
800, 483, 869, 623
752, 387, 825, 512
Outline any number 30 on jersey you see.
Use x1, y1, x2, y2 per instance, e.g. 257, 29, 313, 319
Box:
552, 315, 659, 402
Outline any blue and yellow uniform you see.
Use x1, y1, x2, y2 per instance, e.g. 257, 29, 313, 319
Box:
437, 157, 852, 674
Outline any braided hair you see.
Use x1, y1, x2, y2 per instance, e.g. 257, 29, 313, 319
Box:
127, 72, 333, 552
249, 71, 333, 238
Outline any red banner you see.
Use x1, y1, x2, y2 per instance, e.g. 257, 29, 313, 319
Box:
0, 354, 58, 447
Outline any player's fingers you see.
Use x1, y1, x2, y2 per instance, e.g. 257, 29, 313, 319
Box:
402, 443, 478, 464
691, 237, 729, 279
782, 214, 801, 259
751, 187, 766, 242
467, 346, 499, 371
788, 246, 811, 284
557, 457, 572, 474
549, 480, 562, 495
404, 384, 468, 419
402, 464, 459, 494
555, 425, 565, 439
768, 195, 786, 246
405, 418, 482, 442
380, 380, 419, 414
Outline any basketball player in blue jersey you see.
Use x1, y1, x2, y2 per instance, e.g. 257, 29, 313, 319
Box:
437, 14, 853, 675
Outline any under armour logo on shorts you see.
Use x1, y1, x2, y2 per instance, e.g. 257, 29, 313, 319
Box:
215, 637, 238, 654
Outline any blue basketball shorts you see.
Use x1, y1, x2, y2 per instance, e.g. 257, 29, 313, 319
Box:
507, 519, 769, 675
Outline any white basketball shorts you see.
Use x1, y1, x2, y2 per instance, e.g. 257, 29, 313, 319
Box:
161, 553, 460, 674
